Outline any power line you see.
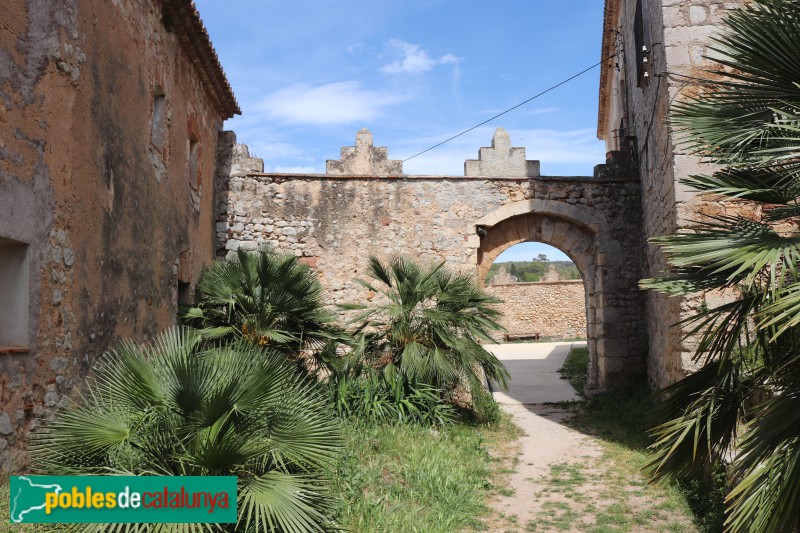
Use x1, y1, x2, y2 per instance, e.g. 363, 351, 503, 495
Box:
403, 52, 621, 163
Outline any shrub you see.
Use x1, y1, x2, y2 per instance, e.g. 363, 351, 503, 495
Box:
182, 248, 346, 367
328, 366, 454, 426
32, 328, 341, 532
343, 256, 510, 408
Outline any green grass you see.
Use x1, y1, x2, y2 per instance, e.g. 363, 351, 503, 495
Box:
551, 345, 721, 532
559, 345, 589, 394
325, 416, 520, 532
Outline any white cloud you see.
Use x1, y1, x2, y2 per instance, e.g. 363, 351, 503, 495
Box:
380, 39, 462, 75
526, 107, 560, 116
345, 43, 371, 55
248, 142, 305, 160
255, 81, 408, 125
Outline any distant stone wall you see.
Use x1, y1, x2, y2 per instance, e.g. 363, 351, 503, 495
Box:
485, 281, 586, 340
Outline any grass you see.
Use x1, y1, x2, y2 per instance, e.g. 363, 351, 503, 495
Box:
538, 345, 721, 533
325, 415, 522, 532
558, 345, 590, 394
2, 417, 521, 533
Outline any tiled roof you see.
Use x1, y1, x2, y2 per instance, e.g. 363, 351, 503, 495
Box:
597, 0, 620, 140
161, 0, 241, 119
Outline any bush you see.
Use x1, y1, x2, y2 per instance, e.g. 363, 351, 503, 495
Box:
182, 248, 346, 367
32, 328, 342, 533
343, 256, 510, 413
327, 352, 454, 426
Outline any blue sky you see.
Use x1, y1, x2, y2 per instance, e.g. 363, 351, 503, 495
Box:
195, 0, 604, 262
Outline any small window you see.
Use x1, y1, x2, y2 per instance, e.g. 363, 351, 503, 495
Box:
177, 282, 193, 306
0, 237, 30, 350
151, 84, 167, 151
187, 135, 199, 189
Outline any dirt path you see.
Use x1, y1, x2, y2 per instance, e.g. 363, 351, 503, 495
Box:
482, 343, 697, 533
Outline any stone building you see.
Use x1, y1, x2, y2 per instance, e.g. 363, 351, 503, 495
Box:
0, 0, 239, 471
597, 0, 746, 388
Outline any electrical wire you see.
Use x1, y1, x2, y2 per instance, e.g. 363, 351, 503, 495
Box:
402, 52, 622, 163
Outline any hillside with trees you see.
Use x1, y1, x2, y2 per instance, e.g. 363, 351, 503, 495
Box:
486, 254, 581, 284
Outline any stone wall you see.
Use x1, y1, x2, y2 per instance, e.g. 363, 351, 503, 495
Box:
0, 0, 236, 472
485, 281, 587, 340
216, 130, 647, 391
598, 0, 748, 388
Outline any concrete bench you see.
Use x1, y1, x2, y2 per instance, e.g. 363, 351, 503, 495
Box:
502, 332, 541, 342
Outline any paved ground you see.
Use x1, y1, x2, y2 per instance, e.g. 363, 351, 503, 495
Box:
484, 342, 601, 530
484, 341, 582, 404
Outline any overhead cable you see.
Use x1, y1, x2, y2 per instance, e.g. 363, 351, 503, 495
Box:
403, 51, 622, 163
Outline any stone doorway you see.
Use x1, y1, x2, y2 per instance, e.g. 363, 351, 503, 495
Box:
474, 202, 643, 392
483, 242, 586, 344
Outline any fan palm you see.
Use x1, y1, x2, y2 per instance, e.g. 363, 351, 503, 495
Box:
31, 327, 341, 532
182, 248, 344, 362
344, 256, 509, 399
641, 1, 800, 531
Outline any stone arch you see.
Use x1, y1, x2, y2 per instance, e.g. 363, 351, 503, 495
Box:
472, 198, 646, 392
475, 198, 607, 235
476, 210, 603, 390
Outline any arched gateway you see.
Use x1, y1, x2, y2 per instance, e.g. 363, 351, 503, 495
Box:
216, 128, 647, 391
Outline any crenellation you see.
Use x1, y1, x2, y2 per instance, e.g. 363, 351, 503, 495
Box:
326, 128, 403, 176
464, 128, 540, 177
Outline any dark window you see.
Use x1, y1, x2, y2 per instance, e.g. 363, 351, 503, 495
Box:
151, 84, 167, 151
187, 135, 199, 189
177, 282, 193, 306
0, 237, 30, 349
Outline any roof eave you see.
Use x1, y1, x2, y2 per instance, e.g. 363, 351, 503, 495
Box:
598, 0, 621, 141
162, 0, 241, 120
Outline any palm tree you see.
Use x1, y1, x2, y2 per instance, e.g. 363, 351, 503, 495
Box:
32, 327, 341, 532
641, 1, 800, 531
182, 248, 345, 365
344, 256, 509, 399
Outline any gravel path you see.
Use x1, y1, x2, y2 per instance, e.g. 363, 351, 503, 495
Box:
482, 342, 696, 533
485, 342, 602, 529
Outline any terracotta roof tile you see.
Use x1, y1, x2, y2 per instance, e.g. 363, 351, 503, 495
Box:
161, 0, 241, 119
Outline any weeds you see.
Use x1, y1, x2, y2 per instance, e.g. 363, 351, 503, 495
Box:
560, 346, 723, 533
326, 416, 519, 532
559, 345, 589, 395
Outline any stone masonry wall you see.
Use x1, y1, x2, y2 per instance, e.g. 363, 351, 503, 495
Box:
216, 131, 647, 390
607, 0, 747, 388
485, 281, 587, 340
0, 0, 229, 472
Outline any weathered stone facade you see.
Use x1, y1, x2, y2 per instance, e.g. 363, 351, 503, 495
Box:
216, 130, 647, 391
485, 281, 587, 340
598, 0, 749, 388
0, 0, 238, 472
